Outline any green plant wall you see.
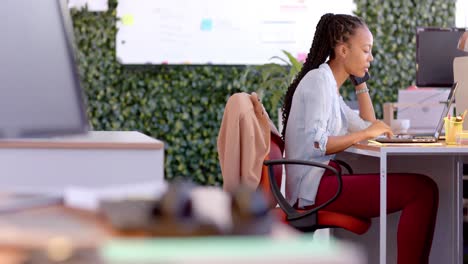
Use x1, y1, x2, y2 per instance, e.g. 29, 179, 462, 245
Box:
71, 0, 455, 186
353, 0, 456, 116
71, 1, 261, 186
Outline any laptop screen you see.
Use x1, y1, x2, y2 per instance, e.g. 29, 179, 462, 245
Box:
434, 82, 458, 138
397, 89, 450, 131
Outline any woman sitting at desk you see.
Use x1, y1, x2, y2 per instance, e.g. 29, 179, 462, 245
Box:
282, 13, 439, 264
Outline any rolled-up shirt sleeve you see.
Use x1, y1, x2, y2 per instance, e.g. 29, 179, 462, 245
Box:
302, 74, 331, 155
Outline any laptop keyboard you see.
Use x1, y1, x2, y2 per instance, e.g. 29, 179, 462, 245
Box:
411, 137, 437, 142
375, 135, 437, 143
413, 136, 435, 139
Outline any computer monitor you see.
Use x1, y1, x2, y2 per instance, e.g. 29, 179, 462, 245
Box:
0, 0, 88, 138
416, 27, 467, 88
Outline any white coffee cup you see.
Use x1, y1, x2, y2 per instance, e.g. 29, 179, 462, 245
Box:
391, 119, 411, 134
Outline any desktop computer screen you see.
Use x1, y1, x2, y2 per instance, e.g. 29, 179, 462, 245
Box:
416, 27, 466, 88
0, 0, 88, 138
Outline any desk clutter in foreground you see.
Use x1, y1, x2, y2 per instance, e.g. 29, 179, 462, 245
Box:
0, 180, 366, 264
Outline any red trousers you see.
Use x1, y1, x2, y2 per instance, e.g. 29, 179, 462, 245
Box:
312, 162, 439, 264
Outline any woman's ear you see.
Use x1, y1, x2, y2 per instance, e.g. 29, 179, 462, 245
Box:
335, 43, 348, 58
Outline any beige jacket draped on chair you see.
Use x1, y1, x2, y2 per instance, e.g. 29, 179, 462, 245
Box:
217, 92, 279, 192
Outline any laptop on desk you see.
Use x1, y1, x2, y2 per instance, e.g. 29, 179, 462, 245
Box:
397, 88, 451, 131
375, 82, 458, 143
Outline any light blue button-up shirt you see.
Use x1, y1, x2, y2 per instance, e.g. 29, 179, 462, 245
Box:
284, 63, 371, 208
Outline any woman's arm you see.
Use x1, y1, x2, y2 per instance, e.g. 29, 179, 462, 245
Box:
355, 83, 376, 122
325, 130, 368, 154
325, 120, 392, 155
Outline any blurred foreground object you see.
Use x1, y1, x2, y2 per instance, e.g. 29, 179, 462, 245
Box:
101, 180, 275, 237
101, 235, 367, 264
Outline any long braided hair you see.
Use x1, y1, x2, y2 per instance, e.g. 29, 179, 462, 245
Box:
281, 13, 366, 140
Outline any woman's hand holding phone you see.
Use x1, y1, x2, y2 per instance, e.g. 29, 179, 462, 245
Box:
350, 72, 370, 86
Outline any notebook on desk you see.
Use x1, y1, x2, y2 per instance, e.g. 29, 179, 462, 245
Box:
375, 82, 458, 143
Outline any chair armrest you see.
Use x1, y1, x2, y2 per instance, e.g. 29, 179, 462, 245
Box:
332, 159, 354, 175
263, 159, 342, 221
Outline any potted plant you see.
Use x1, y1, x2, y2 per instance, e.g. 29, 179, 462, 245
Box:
239, 50, 303, 129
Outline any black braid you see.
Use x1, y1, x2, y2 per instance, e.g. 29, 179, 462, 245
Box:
281, 13, 366, 140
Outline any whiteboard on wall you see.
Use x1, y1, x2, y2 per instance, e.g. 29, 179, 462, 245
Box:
116, 0, 355, 65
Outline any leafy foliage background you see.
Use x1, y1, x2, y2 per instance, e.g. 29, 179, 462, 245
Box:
71, 0, 455, 185
353, 0, 456, 116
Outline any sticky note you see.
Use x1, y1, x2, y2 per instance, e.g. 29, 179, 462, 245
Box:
121, 14, 134, 26
200, 19, 212, 31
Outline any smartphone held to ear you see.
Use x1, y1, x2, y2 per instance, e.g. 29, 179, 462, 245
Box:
350, 72, 370, 86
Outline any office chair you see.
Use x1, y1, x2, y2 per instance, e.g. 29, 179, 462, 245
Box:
218, 92, 369, 234
260, 132, 371, 234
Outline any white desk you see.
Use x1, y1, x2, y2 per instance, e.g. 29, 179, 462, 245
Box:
335, 142, 467, 264
0, 131, 165, 194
